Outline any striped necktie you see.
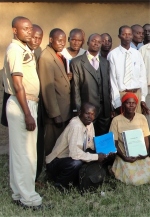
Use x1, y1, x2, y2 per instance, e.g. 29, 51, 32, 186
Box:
83, 129, 87, 151
124, 51, 132, 86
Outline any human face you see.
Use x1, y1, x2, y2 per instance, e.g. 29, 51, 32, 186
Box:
143, 25, 150, 42
118, 28, 133, 47
101, 35, 112, 51
87, 34, 102, 54
50, 31, 66, 52
79, 106, 96, 126
124, 98, 137, 114
132, 26, 144, 43
13, 19, 32, 43
28, 28, 43, 50
69, 32, 83, 51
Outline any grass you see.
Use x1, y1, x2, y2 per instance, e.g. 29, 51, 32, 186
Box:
0, 155, 150, 217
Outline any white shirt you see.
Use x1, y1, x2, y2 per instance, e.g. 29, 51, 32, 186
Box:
61, 47, 85, 61
139, 43, 150, 86
107, 45, 147, 109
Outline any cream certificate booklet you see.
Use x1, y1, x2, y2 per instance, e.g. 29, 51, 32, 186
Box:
122, 129, 147, 157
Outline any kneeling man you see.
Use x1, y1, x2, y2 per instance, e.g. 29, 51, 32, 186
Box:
46, 102, 112, 189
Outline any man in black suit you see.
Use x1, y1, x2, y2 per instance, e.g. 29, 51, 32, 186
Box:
70, 33, 112, 136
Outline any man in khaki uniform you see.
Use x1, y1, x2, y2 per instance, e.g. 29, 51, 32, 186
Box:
38, 28, 71, 155
3, 16, 42, 208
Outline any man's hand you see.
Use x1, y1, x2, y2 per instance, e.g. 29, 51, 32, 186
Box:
67, 72, 73, 81
124, 156, 137, 163
137, 154, 148, 160
53, 115, 63, 128
141, 101, 150, 115
98, 153, 107, 163
25, 114, 36, 131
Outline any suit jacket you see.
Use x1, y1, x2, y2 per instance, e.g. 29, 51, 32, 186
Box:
38, 46, 71, 123
70, 53, 112, 118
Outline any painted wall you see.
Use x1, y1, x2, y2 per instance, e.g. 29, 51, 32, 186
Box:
0, 2, 149, 68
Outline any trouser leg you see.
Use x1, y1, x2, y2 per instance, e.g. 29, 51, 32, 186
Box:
36, 103, 45, 180
44, 121, 69, 156
46, 157, 83, 187
7, 96, 42, 206
94, 105, 111, 136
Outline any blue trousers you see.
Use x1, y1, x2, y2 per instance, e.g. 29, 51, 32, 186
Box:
46, 157, 83, 187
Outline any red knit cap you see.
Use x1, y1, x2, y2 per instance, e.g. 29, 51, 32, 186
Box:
122, 92, 138, 104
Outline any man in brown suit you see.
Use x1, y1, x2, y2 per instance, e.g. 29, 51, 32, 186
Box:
38, 28, 71, 155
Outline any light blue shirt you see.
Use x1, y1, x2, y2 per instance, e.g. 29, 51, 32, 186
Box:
130, 42, 143, 50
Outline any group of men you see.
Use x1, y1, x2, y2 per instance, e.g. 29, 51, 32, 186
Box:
1, 15, 150, 209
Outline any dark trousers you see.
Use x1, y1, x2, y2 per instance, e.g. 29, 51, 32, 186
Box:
1, 91, 10, 127
46, 157, 83, 187
94, 104, 111, 136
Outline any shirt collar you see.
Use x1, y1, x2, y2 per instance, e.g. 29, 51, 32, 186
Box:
12, 39, 31, 52
119, 45, 132, 54
86, 50, 100, 62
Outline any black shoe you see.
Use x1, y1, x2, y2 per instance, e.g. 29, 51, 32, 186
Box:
14, 200, 43, 211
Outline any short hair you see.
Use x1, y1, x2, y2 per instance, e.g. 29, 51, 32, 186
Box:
101, 33, 112, 40
143, 23, 150, 28
118, 25, 131, 35
49, 28, 65, 37
131, 24, 143, 30
32, 24, 43, 35
80, 102, 96, 113
69, 28, 83, 37
12, 16, 30, 28
87, 33, 101, 42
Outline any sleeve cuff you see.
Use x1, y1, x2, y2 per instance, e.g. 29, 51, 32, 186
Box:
141, 96, 145, 102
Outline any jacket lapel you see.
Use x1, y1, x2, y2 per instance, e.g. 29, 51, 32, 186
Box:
81, 53, 99, 84
46, 46, 70, 85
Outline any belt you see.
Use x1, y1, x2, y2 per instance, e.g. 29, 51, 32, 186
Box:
26, 95, 39, 102
123, 88, 140, 93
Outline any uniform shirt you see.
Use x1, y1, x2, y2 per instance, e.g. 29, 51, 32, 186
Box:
3, 39, 39, 98
139, 43, 150, 86
109, 113, 150, 156
46, 116, 98, 164
61, 47, 85, 61
107, 45, 147, 109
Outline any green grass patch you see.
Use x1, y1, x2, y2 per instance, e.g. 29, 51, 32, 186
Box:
0, 155, 150, 217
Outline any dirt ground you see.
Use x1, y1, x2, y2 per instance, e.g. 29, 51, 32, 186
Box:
0, 70, 9, 154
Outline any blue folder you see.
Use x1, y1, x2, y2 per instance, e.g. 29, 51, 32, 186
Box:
93, 132, 117, 154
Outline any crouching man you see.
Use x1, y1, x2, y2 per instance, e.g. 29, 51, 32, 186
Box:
46, 102, 113, 190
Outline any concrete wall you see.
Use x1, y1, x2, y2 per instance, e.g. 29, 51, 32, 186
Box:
0, 2, 150, 68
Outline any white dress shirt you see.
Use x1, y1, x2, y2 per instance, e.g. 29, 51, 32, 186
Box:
107, 45, 147, 109
139, 43, 150, 86
61, 48, 85, 61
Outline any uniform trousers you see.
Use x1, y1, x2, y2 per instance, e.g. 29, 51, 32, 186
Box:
6, 96, 42, 206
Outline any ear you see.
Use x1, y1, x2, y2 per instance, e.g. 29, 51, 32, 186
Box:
118, 35, 121, 40
12, 27, 17, 35
87, 40, 89, 46
49, 37, 53, 44
68, 37, 70, 42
